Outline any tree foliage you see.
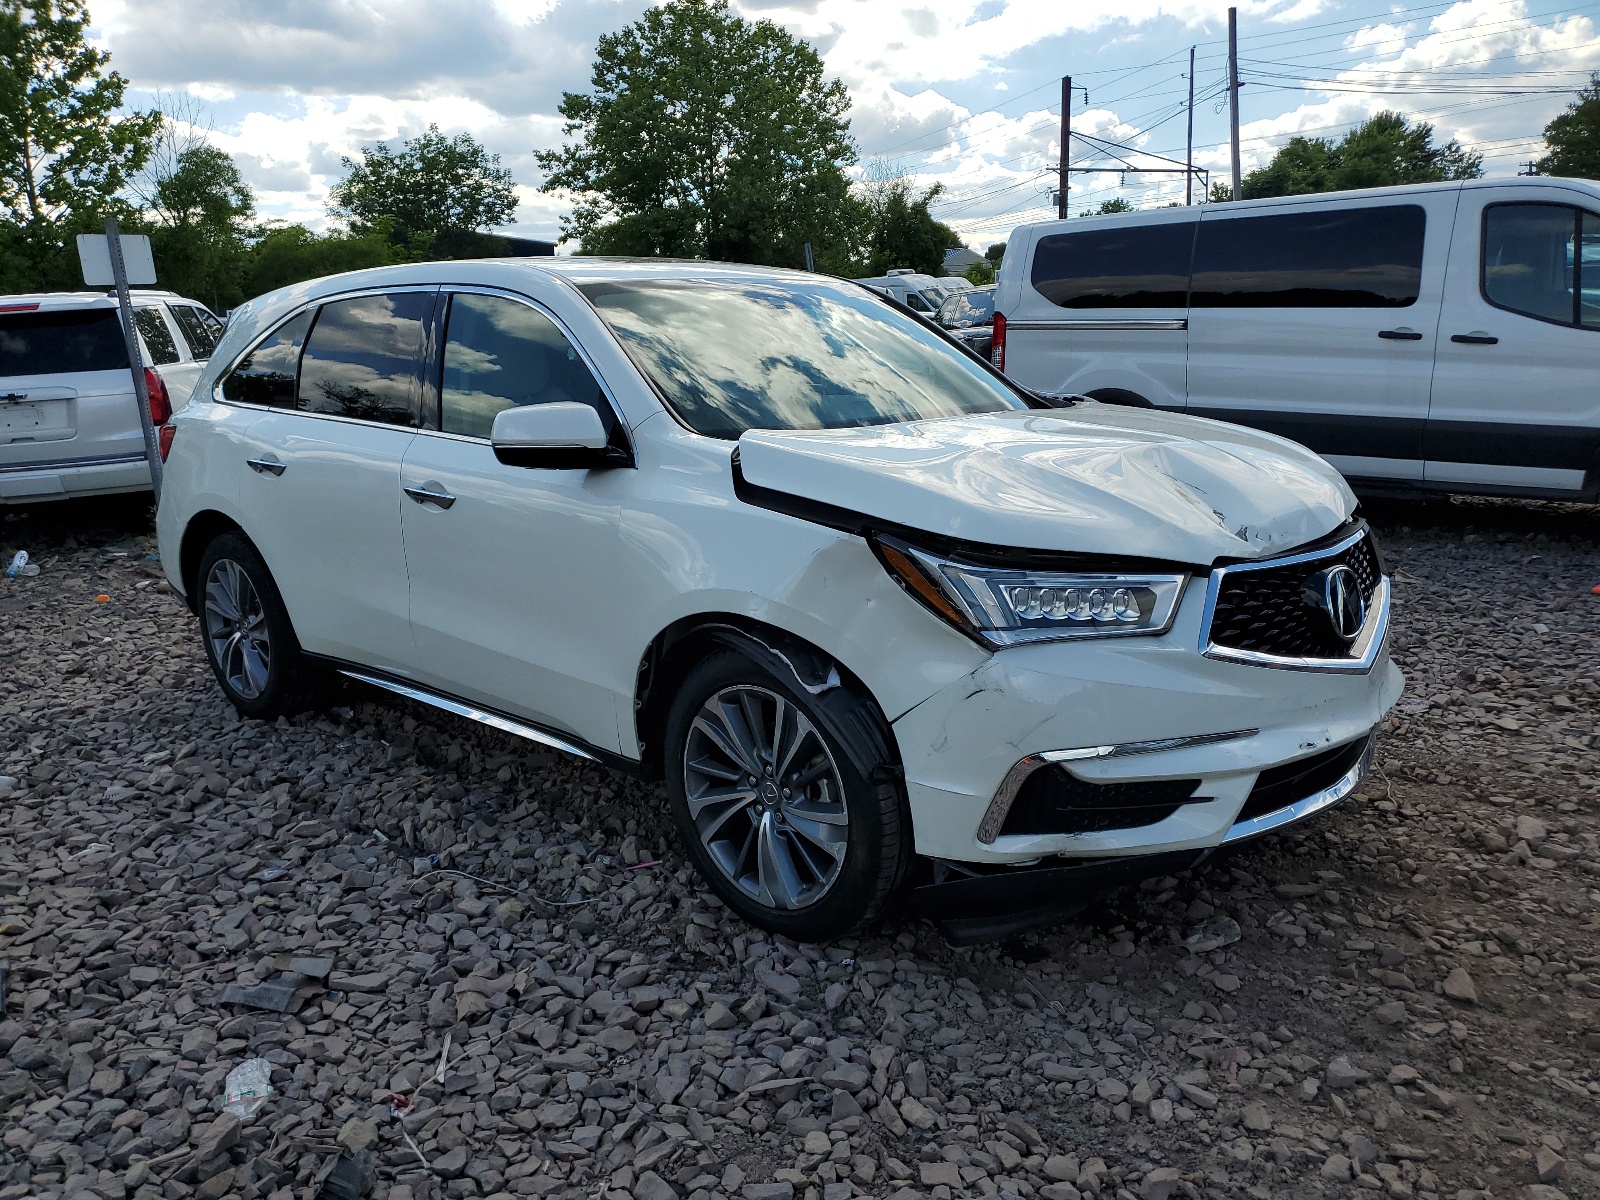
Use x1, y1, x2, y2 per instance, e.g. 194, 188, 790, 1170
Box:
330, 124, 517, 254
857, 175, 962, 276
144, 145, 255, 311
1081, 197, 1133, 216
1536, 75, 1600, 179
539, 0, 858, 269
1240, 111, 1481, 199
0, 0, 158, 226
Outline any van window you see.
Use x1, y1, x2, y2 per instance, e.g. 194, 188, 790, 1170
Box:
1192, 205, 1425, 308
1031, 222, 1195, 308
0, 308, 128, 375
1482, 203, 1600, 330
297, 292, 430, 426
220, 310, 313, 407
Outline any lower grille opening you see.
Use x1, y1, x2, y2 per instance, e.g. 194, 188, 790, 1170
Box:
1001, 768, 1202, 837
1236, 736, 1371, 824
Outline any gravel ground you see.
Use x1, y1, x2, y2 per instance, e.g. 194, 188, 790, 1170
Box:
1, 495, 1598, 1200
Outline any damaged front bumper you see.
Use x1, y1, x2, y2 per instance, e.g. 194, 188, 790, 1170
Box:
913, 734, 1374, 944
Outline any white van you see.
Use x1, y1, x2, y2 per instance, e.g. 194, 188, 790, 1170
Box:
995, 178, 1600, 501
853, 270, 950, 314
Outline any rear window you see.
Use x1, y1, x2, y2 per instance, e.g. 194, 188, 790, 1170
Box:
1192, 205, 1425, 308
0, 308, 129, 375
1031, 222, 1195, 308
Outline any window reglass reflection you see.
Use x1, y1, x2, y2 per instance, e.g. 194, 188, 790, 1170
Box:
581, 278, 1026, 440
298, 293, 429, 426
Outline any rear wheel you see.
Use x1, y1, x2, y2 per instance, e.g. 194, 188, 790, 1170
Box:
196, 532, 329, 719
664, 650, 907, 941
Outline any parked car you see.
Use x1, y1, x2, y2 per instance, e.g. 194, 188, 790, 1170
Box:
1, 289, 225, 504
995, 177, 1600, 501
158, 260, 1401, 941
935, 285, 996, 358
853, 270, 948, 313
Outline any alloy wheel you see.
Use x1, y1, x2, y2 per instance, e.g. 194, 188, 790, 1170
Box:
682, 684, 849, 910
203, 558, 271, 700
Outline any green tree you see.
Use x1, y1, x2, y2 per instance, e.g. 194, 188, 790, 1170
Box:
984, 242, 1006, 262
1242, 112, 1481, 199
0, 0, 159, 291
1536, 75, 1600, 179
144, 144, 255, 310
539, 0, 859, 269
1080, 197, 1133, 216
330, 124, 517, 257
242, 220, 412, 298
859, 177, 961, 277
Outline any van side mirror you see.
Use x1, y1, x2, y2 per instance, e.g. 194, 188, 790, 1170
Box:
490, 402, 629, 469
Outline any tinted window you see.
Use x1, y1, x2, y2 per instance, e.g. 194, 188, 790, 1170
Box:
133, 308, 179, 365
581, 278, 1028, 439
221, 310, 312, 407
1192, 205, 1425, 307
170, 304, 221, 357
903, 290, 934, 312
297, 292, 429, 426
0, 308, 128, 375
937, 289, 995, 326
1481, 203, 1600, 329
1031, 222, 1195, 308
440, 293, 609, 439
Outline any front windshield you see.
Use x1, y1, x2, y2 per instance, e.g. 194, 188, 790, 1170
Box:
937, 289, 995, 326
580, 277, 1028, 439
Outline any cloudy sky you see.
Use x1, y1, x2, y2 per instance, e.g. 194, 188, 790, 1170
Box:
89, 0, 1600, 252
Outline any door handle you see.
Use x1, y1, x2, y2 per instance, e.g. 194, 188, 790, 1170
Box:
1378, 328, 1423, 341
1450, 332, 1499, 344
246, 457, 286, 476
404, 482, 456, 510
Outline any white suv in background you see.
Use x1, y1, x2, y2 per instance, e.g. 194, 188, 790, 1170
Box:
157, 260, 1401, 942
0, 290, 224, 504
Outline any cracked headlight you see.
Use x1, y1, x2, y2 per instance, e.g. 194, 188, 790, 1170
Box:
872, 535, 1189, 647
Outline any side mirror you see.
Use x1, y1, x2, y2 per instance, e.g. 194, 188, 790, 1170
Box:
490, 402, 630, 469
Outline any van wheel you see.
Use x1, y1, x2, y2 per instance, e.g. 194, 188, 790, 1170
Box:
663, 649, 907, 941
196, 532, 329, 720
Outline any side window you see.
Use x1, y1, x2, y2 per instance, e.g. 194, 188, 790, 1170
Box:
220, 310, 313, 407
1192, 204, 1425, 308
439, 293, 609, 439
1482, 203, 1600, 329
133, 307, 180, 365
170, 304, 220, 358
297, 292, 430, 426
1031, 222, 1195, 308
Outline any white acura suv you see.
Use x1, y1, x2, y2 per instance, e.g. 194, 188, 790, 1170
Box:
157, 260, 1402, 942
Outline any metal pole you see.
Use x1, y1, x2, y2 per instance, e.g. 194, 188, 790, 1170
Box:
105, 217, 163, 497
1186, 46, 1196, 205
1228, 9, 1243, 202
1058, 76, 1071, 220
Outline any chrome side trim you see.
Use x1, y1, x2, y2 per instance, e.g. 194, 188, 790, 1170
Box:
1199, 526, 1390, 674
338, 669, 597, 761
975, 728, 1258, 845
0, 452, 147, 474
1221, 738, 1372, 844
1007, 318, 1187, 331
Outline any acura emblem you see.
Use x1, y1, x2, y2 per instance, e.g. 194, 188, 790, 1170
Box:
1303, 565, 1366, 642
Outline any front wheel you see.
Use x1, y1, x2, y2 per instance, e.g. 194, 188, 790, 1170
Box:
196, 532, 329, 720
664, 649, 907, 941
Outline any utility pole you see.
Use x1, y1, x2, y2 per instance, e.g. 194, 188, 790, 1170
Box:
1186, 46, 1196, 205
1058, 75, 1071, 220
1228, 8, 1242, 202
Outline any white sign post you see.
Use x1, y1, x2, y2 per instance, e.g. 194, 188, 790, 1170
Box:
78, 222, 163, 496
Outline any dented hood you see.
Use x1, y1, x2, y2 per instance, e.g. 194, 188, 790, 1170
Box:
736, 405, 1356, 563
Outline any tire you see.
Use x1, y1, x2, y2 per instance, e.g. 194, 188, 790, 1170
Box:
663, 649, 907, 941
195, 532, 329, 720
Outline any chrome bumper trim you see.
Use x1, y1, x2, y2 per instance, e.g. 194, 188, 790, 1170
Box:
338, 669, 597, 761
1221, 737, 1372, 844
975, 728, 1258, 845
